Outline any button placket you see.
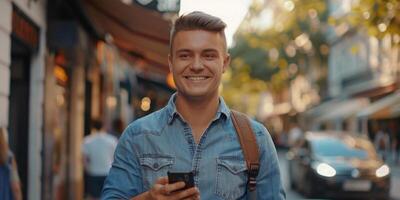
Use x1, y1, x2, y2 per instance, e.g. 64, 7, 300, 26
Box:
183, 125, 196, 156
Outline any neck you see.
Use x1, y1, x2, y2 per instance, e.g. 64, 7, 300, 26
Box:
175, 93, 220, 127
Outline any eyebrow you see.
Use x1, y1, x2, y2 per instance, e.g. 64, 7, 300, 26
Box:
175, 49, 191, 54
202, 49, 219, 53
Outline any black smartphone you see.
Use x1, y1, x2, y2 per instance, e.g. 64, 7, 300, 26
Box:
167, 171, 195, 190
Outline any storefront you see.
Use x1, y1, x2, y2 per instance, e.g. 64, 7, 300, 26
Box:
43, 0, 104, 198
9, 5, 41, 199
0, 1, 47, 199
357, 90, 400, 139
304, 97, 370, 132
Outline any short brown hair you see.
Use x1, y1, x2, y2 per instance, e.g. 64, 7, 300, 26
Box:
91, 119, 103, 130
170, 11, 227, 52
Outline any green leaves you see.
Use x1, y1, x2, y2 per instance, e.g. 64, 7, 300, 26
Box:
227, 0, 329, 90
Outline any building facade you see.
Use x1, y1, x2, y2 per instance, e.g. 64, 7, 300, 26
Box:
1, 1, 176, 199
0, 0, 46, 199
305, 0, 400, 134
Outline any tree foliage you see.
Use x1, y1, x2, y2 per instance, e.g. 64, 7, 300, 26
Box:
224, 0, 330, 109
341, 0, 400, 38
223, 0, 399, 114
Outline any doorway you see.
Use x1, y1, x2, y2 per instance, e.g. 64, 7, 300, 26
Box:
8, 39, 31, 199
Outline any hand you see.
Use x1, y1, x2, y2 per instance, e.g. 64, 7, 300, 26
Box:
147, 176, 200, 200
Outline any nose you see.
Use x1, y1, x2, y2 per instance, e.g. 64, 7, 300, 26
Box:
190, 56, 204, 71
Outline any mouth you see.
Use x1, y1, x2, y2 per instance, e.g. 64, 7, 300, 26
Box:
184, 76, 210, 81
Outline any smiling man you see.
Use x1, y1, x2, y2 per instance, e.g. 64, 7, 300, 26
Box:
101, 11, 286, 200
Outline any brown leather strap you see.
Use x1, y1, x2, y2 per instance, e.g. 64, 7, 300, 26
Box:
230, 110, 260, 191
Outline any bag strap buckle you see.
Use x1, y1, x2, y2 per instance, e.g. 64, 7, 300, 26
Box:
248, 163, 259, 191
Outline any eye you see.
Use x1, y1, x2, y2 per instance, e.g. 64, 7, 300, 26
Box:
204, 53, 217, 60
178, 53, 190, 59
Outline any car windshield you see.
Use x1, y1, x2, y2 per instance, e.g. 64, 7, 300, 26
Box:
310, 137, 377, 160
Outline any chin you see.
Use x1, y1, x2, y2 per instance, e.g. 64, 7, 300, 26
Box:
179, 91, 217, 100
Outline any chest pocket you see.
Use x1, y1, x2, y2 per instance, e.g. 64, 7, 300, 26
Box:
216, 157, 247, 200
139, 155, 174, 190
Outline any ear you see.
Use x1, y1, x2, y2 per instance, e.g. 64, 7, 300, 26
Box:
222, 53, 231, 73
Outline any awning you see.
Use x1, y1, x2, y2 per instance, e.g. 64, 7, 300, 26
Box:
303, 98, 342, 119
357, 91, 400, 119
83, 0, 171, 74
316, 98, 370, 122
390, 103, 400, 118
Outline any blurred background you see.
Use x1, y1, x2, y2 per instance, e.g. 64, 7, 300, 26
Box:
0, 0, 399, 199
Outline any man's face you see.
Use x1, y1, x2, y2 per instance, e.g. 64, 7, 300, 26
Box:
168, 30, 230, 100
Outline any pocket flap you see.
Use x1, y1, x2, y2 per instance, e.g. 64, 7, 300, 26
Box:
217, 157, 247, 174
140, 155, 174, 171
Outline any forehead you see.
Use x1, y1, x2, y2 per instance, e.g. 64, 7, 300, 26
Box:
172, 30, 226, 53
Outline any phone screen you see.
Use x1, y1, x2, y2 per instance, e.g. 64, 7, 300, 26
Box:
167, 171, 195, 190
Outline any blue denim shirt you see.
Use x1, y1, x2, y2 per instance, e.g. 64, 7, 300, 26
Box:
102, 94, 286, 200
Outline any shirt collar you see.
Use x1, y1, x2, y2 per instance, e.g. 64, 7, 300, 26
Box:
216, 96, 230, 120
166, 93, 230, 124
166, 93, 179, 124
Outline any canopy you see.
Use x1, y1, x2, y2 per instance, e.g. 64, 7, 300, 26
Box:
83, 0, 171, 75
316, 98, 370, 122
357, 91, 400, 119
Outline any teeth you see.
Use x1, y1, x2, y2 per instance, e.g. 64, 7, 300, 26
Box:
187, 77, 207, 81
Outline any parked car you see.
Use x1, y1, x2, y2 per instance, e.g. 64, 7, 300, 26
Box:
287, 131, 391, 199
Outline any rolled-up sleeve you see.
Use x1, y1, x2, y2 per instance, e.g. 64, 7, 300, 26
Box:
255, 125, 286, 200
101, 127, 143, 199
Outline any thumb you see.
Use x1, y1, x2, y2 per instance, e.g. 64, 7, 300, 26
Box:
156, 176, 169, 185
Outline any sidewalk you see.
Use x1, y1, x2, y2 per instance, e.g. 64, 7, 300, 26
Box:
384, 152, 400, 174
387, 160, 400, 173
385, 156, 400, 200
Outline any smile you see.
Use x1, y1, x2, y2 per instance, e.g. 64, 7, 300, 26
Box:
184, 76, 209, 81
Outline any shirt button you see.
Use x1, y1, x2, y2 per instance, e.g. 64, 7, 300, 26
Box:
153, 163, 159, 169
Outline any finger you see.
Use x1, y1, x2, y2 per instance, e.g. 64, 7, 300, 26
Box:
172, 187, 200, 199
152, 178, 169, 195
156, 176, 169, 185
149, 183, 165, 199
152, 183, 165, 194
182, 194, 200, 200
164, 181, 186, 194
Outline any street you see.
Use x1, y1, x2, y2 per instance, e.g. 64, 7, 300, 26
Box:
277, 149, 400, 200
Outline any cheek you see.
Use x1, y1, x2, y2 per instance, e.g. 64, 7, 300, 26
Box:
172, 60, 189, 71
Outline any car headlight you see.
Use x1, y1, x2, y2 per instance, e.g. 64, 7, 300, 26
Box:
315, 163, 336, 177
376, 164, 390, 178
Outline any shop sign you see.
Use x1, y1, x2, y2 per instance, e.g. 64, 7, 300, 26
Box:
12, 5, 40, 51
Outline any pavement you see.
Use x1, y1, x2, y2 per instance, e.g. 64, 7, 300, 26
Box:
386, 157, 400, 200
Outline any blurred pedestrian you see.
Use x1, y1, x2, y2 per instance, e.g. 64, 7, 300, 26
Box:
394, 125, 400, 164
110, 118, 124, 139
82, 119, 118, 200
374, 125, 390, 161
102, 11, 285, 200
288, 121, 303, 148
388, 120, 398, 163
0, 127, 22, 200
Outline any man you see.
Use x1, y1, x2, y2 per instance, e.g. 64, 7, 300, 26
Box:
288, 121, 303, 148
0, 127, 22, 200
102, 11, 286, 200
83, 119, 118, 199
